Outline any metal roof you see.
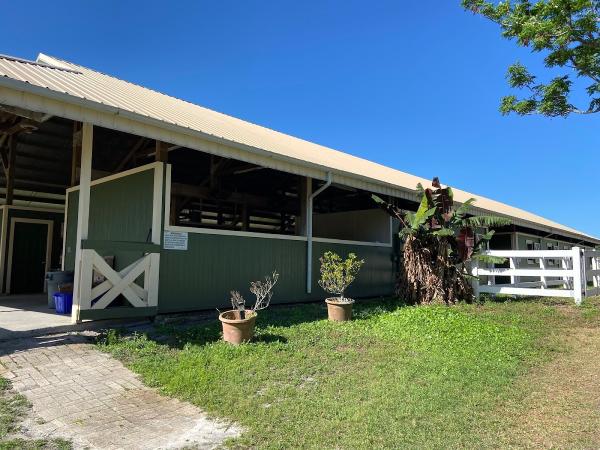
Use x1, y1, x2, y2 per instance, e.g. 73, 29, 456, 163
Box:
0, 52, 596, 243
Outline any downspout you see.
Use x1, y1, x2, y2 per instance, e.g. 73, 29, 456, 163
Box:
307, 172, 332, 293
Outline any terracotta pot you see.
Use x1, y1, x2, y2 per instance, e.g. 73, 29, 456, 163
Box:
325, 298, 354, 322
219, 310, 257, 344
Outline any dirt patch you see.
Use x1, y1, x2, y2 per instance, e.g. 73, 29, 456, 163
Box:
504, 327, 600, 449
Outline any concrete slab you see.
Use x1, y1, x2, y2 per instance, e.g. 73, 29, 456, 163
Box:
0, 295, 71, 335
0, 295, 152, 340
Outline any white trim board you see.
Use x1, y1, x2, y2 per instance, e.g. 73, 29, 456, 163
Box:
6, 218, 54, 294
66, 162, 163, 193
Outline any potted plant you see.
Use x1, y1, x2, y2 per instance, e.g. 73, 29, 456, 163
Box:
318, 252, 364, 321
219, 271, 279, 345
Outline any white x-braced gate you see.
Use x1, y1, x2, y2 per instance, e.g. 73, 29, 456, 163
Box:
472, 246, 600, 305
77, 245, 160, 311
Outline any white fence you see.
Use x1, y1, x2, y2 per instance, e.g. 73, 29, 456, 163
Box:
472, 247, 600, 305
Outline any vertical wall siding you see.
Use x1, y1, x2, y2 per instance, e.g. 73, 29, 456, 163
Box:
158, 233, 395, 313
64, 169, 155, 271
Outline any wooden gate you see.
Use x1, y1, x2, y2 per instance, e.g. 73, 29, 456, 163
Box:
76, 241, 160, 320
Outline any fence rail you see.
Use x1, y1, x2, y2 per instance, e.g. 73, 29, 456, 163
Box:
471, 247, 597, 305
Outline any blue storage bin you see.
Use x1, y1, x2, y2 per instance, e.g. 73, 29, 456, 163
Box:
54, 292, 73, 315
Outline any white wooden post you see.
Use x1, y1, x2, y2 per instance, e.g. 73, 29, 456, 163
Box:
509, 256, 516, 286
572, 246, 583, 306
539, 256, 547, 289
561, 257, 571, 289
471, 259, 480, 300
71, 123, 93, 323
593, 256, 600, 289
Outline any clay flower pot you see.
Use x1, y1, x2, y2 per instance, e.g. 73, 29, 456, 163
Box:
325, 298, 355, 322
219, 310, 257, 345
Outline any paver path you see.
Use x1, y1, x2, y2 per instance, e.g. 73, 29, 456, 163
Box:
0, 333, 240, 449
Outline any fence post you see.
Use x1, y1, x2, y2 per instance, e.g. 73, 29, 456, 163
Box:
539, 256, 547, 289
572, 247, 583, 306
470, 259, 480, 300
592, 255, 599, 289
509, 256, 516, 286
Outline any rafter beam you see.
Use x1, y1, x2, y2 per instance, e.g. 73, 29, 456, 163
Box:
115, 137, 147, 172
0, 119, 37, 136
0, 105, 53, 123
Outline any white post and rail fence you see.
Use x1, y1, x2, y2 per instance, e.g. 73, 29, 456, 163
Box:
471, 247, 600, 305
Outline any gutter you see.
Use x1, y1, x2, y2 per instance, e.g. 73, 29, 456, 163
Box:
307, 173, 332, 293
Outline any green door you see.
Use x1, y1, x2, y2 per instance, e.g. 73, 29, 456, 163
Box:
10, 222, 48, 294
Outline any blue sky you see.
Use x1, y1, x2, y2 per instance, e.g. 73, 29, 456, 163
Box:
3, 1, 598, 236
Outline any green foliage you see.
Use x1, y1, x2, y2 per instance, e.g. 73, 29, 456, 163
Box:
376, 179, 509, 264
463, 0, 600, 116
318, 252, 365, 300
374, 178, 509, 304
98, 297, 586, 449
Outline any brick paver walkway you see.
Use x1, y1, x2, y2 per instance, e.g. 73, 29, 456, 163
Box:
0, 333, 240, 449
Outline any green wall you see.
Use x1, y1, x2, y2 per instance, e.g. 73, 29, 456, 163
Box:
64, 169, 156, 272
157, 234, 395, 313
65, 164, 395, 315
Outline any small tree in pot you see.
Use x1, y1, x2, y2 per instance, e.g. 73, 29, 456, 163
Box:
219, 271, 279, 345
319, 252, 364, 321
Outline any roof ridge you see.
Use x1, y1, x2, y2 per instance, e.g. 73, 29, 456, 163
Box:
0, 54, 82, 74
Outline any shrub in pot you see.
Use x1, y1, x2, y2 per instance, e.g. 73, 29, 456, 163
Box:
219, 271, 279, 345
318, 252, 364, 321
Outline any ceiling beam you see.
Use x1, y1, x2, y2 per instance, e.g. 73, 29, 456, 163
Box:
0, 105, 53, 123
114, 137, 148, 172
0, 119, 38, 136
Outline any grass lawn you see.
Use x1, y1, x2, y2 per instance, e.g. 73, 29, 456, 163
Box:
100, 297, 600, 449
0, 378, 71, 450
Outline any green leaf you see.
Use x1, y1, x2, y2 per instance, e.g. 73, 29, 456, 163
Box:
433, 228, 455, 237
472, 254, 507, 265
465, 215, 511, 228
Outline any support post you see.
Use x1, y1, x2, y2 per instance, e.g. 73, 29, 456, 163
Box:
572, 246, 583, 306
5, 136, 16, 206
71, 122, 82, 186
306, 173, 331, 293
0, 206, 8, 293
296, 177, 309, 236
155, 140, 169, 162
72, 123, 93, 323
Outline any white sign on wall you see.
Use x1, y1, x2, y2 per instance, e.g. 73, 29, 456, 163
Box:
163, 230, 188, 250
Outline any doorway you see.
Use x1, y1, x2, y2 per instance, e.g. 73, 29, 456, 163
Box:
7, 219, 53, 294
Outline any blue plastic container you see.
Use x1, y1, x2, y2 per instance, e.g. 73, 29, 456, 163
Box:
54, 292, 73, 315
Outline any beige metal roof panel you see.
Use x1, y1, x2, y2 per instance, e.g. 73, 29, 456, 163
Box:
0, 53, 595, 242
